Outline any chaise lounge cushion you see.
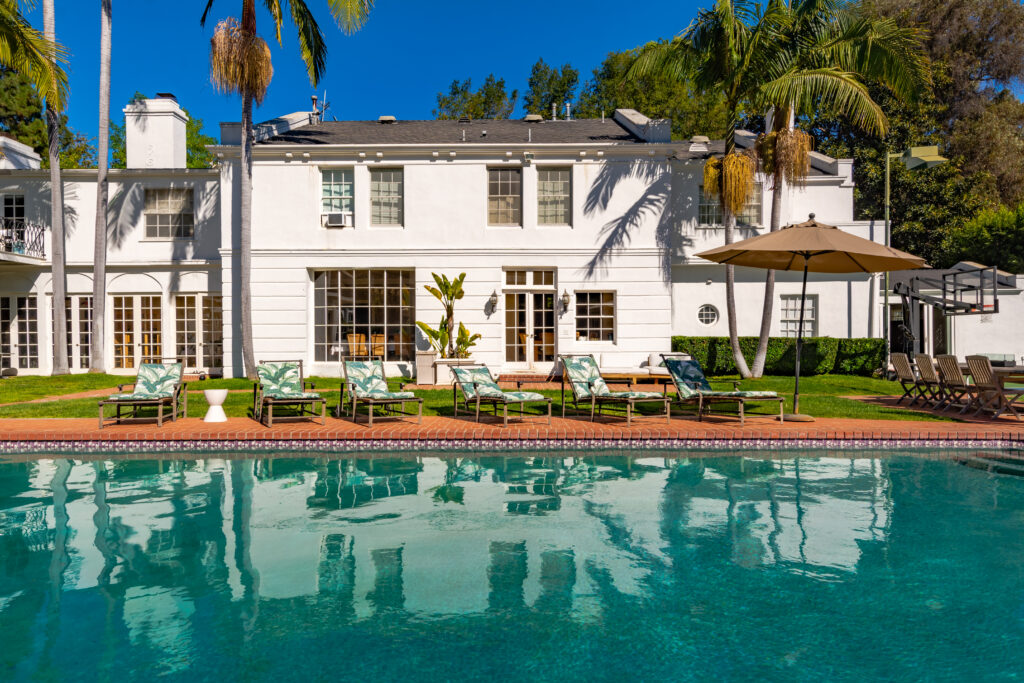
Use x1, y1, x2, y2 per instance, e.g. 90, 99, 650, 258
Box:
345, 360, 413, 400
258, 362, 322, 400
453, 366, 546, 402
664, 358, 778, 399
109, 363, 182, 401
562, 356, 663, 400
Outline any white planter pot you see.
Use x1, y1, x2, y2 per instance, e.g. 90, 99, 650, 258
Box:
415, 350, 437, 384
433, 358, 476, 386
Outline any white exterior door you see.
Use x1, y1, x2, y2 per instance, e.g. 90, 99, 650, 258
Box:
503, 269, 557, 371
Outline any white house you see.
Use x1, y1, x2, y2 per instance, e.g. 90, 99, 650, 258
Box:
0, 96, 905, 378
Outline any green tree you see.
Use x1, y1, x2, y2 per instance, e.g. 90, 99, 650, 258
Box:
523, 58, 578, 118
942, 204, 1024, 273
0, 67, 94, 167
433, 75, 517, 119
202, 0, 372, 379
575, 47, 729, 140
109, 92, 217, 168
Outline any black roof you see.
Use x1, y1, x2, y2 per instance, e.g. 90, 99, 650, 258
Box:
258, 118, 645, 145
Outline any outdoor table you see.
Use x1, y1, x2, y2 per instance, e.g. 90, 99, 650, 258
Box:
959, 364, 1024, 388
203, 389, 229, 423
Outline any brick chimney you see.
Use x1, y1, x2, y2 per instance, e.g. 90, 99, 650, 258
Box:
123, 94, 187, 169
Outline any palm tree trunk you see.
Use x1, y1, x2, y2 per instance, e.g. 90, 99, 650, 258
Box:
43, 0, 68, 375
723, 209, 751, 378
751, 168, 784, 377
90, 0, 111, 373
239, 94, 256, 378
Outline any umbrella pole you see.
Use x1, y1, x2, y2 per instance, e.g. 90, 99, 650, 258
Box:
784, 260, 814, 422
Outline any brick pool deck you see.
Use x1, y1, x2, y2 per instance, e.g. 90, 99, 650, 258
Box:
1, 407, 1022, 458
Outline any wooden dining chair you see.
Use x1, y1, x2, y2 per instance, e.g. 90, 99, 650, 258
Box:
347, 333, 368, 357
891, 353, 927, 406
965, 355, 1023, 420
935, 355, 979, 414
913, 353, 944, 408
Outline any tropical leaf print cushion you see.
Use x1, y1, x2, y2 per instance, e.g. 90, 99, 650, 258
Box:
258, 362, 320, 399
111, 363, 182, 400
452, 367, 505, 399
561, 356, 611, 399
345, 361, 389, 397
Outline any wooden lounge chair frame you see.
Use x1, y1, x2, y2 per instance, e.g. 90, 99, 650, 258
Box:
965, 355, 1023, 421
914, 353, 945, 408
559, 354, 670, 425
891, 352, 928, 406
452, 365, 552, 426
662, 354, 783, 425
253, 359, 326, 427
341, 357, 422, 426
935, 354, 981, 414
98, 361, 187, 429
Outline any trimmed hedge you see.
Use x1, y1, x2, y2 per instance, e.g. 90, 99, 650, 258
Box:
671, 336, 885, 377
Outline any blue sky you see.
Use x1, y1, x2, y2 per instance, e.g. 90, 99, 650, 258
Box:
28, 0, 702, 143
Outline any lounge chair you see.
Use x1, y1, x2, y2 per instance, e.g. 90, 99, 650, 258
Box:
559, 354, 670, 425
935, 354, 980, 413
966, 355, 1023, 420
914, 353, 945, 408
342, 358, 422, 426
891, 352, 928, 406
253, 360, 326, 426
661, 355, 783, 425
452, 365, 551, 426
98, 362, 186, 429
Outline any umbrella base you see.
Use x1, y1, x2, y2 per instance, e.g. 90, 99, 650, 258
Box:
780, 413, 815, 422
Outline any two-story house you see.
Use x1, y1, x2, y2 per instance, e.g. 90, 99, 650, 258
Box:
0, 96, 882, 378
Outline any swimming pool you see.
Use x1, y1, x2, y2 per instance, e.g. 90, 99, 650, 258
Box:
2, 452, 1023, 681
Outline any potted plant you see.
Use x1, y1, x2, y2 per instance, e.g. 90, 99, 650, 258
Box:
416, 272, 481, 384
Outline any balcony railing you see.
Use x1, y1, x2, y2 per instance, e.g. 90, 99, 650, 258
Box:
0, 218, 45, 259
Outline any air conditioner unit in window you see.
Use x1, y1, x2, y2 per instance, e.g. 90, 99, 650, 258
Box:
324, 212, 353, 228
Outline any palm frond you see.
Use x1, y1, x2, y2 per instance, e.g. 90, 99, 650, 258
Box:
262, 0, 284, 44
328, 0, 373, 35
0, 1, 67, 107
761, 67, 886, 134
285, 0, 327, 85
209, 17, 273, 103
200, 0, 216, 26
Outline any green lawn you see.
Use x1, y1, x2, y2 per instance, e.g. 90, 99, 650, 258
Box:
0, 372, 949, 422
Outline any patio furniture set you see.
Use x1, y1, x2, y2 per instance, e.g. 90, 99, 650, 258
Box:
97, 354, 786, 428
891, 352, 1023, 420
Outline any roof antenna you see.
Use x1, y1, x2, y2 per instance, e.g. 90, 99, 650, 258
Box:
551, 102, 557, 120
565, 102, 572, 120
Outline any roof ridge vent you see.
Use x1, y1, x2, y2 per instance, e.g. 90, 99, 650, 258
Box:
378, 115, 397, 124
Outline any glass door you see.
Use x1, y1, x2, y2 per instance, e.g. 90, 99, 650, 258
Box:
504, 285, 557, 370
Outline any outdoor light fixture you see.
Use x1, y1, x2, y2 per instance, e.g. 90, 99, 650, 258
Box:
489, 290, 499, 308
561, 289, 571, 310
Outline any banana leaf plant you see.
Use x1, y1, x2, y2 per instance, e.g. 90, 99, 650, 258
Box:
416, 272, 480, 358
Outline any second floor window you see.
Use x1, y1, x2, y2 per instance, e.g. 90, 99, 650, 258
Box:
488, 168, 521, 225
144, 188, 194, 238
699, 182, 762, 227
3, 194, 24, 228
370, 168, 403, 225
322, 169, 354, 214
538, 167, 571, 225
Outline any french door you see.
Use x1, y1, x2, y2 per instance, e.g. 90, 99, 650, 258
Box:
505, 291, 556, 368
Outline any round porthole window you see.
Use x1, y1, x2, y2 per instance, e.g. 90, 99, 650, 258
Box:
697, 304, 719, 326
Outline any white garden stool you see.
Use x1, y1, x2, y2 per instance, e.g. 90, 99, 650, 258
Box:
203, 389, 229, 423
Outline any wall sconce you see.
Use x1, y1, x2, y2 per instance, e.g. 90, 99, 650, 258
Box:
488, 290, 499, 308
561, 289, 571, 310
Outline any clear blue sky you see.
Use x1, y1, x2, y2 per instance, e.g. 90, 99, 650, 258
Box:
28, 0, 703, 143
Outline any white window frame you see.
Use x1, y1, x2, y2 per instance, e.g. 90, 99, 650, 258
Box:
574, 291, 616, 343
143, 188, 195, 240
48, 294, 92, 369
780, 294, 817, 337
537, 166, 572, 227
321, 167, 355, 222
697, 304, 719, 326
112, 294, 164, 369
698, 182, 763, 228
0, 294, 38, 370
370, 167, 404, 227
175, 294, 223, 372
487, 167, 523, 226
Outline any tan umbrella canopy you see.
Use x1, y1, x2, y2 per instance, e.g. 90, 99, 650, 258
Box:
696, 214, 926, 419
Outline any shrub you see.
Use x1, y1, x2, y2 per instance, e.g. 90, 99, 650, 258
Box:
671, 336, 880, 376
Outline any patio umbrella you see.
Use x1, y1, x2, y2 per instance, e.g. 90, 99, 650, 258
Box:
696, 213, 926, 420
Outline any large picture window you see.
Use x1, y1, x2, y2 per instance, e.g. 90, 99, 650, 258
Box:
575, 291, 615, 342
537, 167, 572, 225
314, 269, 415, 362
370, 168, 403, 225
699, 182, 762, 227
488, 168, 522, 225
144, 188, 194, 239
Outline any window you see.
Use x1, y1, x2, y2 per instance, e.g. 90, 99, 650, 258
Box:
370, 168, 403, 225
140, 296, 162, 364
575, 292, 615, 342
15, 296, 37, 368
144, 188, 194, 238
697, 304, 719, 326
50, 296, 92, 369
113, 296, 134, 368
113, 295, 162, 368
314, 269, 415, 362
504, 269, 553, 287
780, 294, 816, 337
175, 295, 222, 369
488, 168, 522, 225
322, 169, 354, 214
699, 183, 762, 226
78, 297, 92, 369
538, 167, 571, 225
506, 270, 526, 286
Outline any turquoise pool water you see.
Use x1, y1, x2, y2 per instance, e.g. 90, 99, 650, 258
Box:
2, 452, 1024, 681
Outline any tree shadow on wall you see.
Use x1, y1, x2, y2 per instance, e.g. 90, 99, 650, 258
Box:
582, 159, 692, 283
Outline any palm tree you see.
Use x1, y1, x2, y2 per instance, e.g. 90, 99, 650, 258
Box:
630, 0, 926, 378
91, 0, 112, 373
749, 0, 928, 376
201, 0, 373, 378
0, 1, 66, 101
41, 0, 68, 375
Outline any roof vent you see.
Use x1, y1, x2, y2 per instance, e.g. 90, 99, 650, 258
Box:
689, 135, 710, 153
458, 115, 471, 123
524, 113, 543, 122
378, 115, 397, 124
